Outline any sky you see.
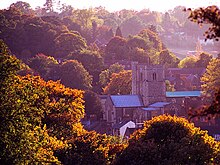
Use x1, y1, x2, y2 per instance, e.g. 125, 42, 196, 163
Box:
0, 0, 219, 12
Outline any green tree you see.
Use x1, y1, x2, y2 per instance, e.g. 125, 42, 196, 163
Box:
59, 60, 93, 90
115, 115, 220, 165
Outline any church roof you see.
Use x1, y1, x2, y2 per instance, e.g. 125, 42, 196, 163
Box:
166, 91, 202, 97
142, 107, 158, 111
149, 102, 170, 108
110, 95, 143, 108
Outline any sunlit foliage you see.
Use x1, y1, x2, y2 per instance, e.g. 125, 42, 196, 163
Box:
103, 70, 132, 95
201, 58, 220, 95
115, 115, 220, 165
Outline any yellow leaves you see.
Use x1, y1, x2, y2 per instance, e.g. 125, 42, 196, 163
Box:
33, 93, 39, 99
23, 125, 66, 164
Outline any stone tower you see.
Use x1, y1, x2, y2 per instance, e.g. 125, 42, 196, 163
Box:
132, 61, 166, 106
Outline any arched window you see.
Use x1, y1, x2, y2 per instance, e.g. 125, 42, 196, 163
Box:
153, 72, 156, 80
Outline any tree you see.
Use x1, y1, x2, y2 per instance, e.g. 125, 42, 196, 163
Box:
59, 60, 93, 90
188, 5, 220, 40
0, 54, 66, 164
170, 6, 189, 26
55, 130, 126, 165
0, 49, 86, 163
196, 52, 213, 68
9, 1, 34, 15
158, 49, 180, 68
115, 115, 220, 165
162, 12, 172, 30
55, 32, 87, 58
103, 70, 132, 95
68, 49, 104, 84
187, 5, 220, 118
62, 16, 81, 32
138, 29, 164, 52
99, 63, 125, 88
72, 8, 95, 29
129, 47, 149, 63
0, 39, 20, 81
121, 16, 145, 37
28, 53, 58, 79
201, 58, 220, 95
127, 35, 149, 50
84, 90, 103, 120
105, 36, 128, 60
43, 0, 55, 13
178, 56, 197, 68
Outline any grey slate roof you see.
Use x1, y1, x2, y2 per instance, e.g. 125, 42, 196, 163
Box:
110, 95, 143, 108
166, 91, 202, 97
149, 102, 170, 108
142, 107, 158, 111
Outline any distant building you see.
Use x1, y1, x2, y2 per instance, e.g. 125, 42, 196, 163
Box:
166, 68, 205, 91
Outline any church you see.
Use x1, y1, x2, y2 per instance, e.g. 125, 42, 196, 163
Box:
102, 60, 202, 137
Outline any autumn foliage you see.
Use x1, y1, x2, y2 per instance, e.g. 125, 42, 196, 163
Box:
103, 70, 132, 95
115, 115, 220, 165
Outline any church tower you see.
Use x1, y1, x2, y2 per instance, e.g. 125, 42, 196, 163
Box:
132, 61, 166, 106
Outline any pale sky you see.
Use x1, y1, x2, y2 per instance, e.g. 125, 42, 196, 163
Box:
0, 0, 219, 12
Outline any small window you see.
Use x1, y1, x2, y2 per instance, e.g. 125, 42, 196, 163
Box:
153, 72, 156, 80
140, 72, 143, 81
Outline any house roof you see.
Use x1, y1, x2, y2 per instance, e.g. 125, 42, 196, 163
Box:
149, 102, 170, 108
110, 95, 143, 108
166, 91, 202, 97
